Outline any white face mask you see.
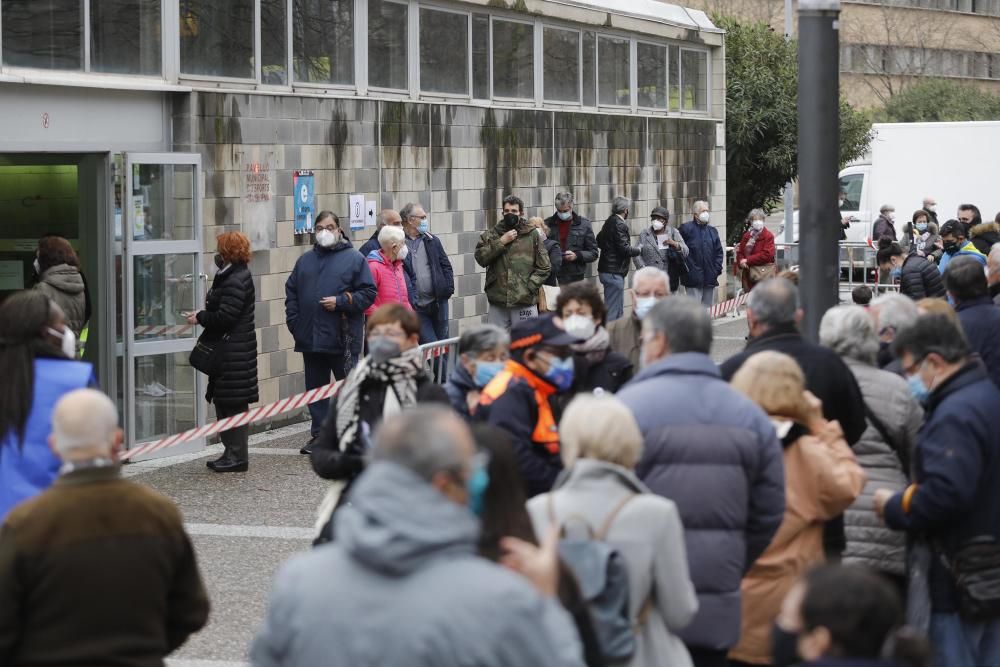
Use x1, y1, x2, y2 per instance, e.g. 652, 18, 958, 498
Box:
652, 220, 665, 232
634, 297, 658, 320
838, 199, 846, 208
315, 229, 338, 248
751, 220, 765, 232
698, 211, 711, 224
563, 314, 596, 341
927, 204, 937, 212
396, 244, 409, 261
33, 258, 41, 275
888, 212, 896, 222
48, 326, 76, 359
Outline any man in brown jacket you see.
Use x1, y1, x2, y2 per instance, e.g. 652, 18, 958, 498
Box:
0, 389, 209, 666
607, 266, 670, 369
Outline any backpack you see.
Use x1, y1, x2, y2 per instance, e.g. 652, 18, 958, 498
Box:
548, 493, 652, 662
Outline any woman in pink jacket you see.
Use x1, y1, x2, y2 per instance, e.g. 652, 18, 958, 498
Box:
365, 225, 413, 317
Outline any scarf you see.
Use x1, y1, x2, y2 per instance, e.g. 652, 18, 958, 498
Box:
744, 227, 762, 254
571, 326, 611, 364
334, 345, 424, 454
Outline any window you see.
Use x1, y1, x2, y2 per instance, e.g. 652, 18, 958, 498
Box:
681, 49, 707, 111
582, 31, 596, 106
472, 14, 490, 99
180, 1, 254, 78
90, 0, 162, 75
492, 19, 533, 99
598, 36, 630, 106
1, 0, 82, 70
668, 45, 680, 110
261, 0, 288, 84
543, 27, 579, 103
369, 0, 407, 90
637, 43, 666, 108
839, 173, 863, 211
293, 0, 354, 85
419, 8, 468, 95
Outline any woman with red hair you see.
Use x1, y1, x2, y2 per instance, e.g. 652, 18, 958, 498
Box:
185, 232, 258, 472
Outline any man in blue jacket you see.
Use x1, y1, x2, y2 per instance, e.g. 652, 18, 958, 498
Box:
617, 296, 785, 667
400, 202, 455, 343
286, 211, 376, 454
875, 314, 1000, 667
945, 255, 1000, 389
679, 200, 723, 307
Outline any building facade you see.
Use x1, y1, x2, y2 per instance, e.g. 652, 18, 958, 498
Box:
0, 0, 726, 455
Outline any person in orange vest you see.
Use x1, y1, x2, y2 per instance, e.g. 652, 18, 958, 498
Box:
477, 315, 581, 497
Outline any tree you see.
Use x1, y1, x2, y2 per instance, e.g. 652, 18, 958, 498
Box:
880, 78, 1000, 122
717, 15, 873, 245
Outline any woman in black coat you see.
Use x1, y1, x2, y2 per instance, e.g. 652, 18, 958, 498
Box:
876, 241, 946, 301
186, 231, 259, 472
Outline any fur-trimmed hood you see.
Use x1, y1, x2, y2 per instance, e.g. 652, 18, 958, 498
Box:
970, 221, 1000, 239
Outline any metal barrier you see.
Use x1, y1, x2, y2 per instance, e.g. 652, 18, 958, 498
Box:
420, 336, 459, 384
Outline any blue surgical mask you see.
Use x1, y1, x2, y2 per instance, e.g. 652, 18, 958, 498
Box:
890, 266, 902, 280
417, 218, 430, 234
466, 459, 490, 516
906, 362, 930, 404
916, 222, 928, 233
542, 354, 575, 393
635, 296, 657, 320
557, 210, 572, 221
474, 360, 505, 388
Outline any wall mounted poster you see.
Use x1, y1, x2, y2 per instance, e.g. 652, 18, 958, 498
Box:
293, 170, 315, 234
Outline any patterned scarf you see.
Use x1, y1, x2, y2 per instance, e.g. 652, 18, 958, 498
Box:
571, 326, 611, 364
745, 227, 762, 254
334, 345, 424, 454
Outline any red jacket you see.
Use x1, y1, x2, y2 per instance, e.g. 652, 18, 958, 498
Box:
365, 249, 413, 316
736, 228, 776, 274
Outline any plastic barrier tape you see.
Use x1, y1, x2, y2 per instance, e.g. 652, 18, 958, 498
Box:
709, 292, 749, 320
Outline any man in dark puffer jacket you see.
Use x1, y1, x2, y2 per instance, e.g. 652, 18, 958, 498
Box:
946, 256, 1000, 390
876, 241, 946, 301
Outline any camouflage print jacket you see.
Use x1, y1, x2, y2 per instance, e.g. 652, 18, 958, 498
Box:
474, 218, 552, 308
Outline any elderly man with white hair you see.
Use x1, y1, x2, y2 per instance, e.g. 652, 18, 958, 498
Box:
679, 200, 724, 307
607, 266, 670, 370
365, 224, 415, 316
0, 389, 209, 666
988, 243, 1000, 306
868, 293, 919, 373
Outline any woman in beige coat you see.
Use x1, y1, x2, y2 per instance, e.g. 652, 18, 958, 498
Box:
527, 394, 698, 667
728, 351, 866, 667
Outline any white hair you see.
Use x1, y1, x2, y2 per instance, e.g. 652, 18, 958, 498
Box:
988, 242, 1000, 277
870, 293, 918, 336
559, 394, 644, 469
51, 389, 119, 455
693, 200, 709, 214
633, 266, 670, 293
819, 305, 879, 365
378, 224, 405, 250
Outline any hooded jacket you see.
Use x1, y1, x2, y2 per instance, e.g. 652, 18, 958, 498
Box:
475, 218, 551, 308
34, 264, 87, 337
365, 249, 414, 316
679, 220, 724, 289
443, 362, 477, 421
360, 231, 419, 308
251, 462, 585, 667
938, 240, 986, 274
970, 221, 1000, 256
904, 221, 942, 264
898, 253, 946, 300
544, 212, 598, 284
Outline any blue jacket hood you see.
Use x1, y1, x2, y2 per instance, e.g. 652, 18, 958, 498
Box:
366, 248, 390, 265
630, 352, 721, 384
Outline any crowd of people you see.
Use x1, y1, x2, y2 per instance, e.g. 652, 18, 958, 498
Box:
4, 194, 1000, 667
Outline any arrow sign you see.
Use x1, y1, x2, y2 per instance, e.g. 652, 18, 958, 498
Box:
366, 200, 376, 227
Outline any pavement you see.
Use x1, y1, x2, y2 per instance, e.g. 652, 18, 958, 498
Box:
136, 312, 752, 666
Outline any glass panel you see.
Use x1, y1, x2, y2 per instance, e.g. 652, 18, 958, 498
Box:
179, 0, 254, 78
1, 0, 82, 70
131, 163, 196, 241
133, 352, 198, 442
598, 36, 630, 106
261, 0, 288, 85
669, 45, 680, 110
492, 19, 533, 99
681, 49, 708, 111
544, 27, 579, 103
472, 14, 490, 100
133, 254, 198, 338
90, 0, 162, 75
368, 0, 408, 90
637, 43, 666, 108
420, 8, 468, 95
293, 0, 354, 85
582, 31, 596, 106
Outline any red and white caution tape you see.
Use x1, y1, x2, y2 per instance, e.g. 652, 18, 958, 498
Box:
709, 292, 749, 320
134, 324, 195, 337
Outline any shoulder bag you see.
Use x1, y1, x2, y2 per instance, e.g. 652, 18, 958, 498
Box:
747, 263, 777, 284
189, 292, 251, 377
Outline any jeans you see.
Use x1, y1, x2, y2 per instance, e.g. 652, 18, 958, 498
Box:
929, 612, 1000, 667
599, 272, 625, 321
416, 298, 449, 344
302, 352, 348, 438
486, 303, 538, 331
685, 285, 716, 307
215, 402, 249, 463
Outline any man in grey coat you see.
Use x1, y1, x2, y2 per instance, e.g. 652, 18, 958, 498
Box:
251, 407, 584, 667
617, 297, 785, 667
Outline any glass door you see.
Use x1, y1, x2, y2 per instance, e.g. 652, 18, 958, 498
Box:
122, 153, 206, 459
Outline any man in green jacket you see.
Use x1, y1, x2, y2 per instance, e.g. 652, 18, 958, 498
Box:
475, 195, 551, 330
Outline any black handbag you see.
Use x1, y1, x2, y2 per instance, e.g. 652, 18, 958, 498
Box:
950, 536, 1000, 621
189, 332, 229, 377
666, 247, 689, 278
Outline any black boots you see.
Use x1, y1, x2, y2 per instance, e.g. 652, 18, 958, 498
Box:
300, 436, 316, 456
209, 457, 248, 473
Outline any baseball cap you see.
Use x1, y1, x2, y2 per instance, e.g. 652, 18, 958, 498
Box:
651, 206, 670, 220
510, 314, 581, 351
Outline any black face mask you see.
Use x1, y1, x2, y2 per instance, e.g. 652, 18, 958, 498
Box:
214, 253, 225, 269
943, 241, 959, 255
771, 623, 801, 667
502, 213, 520, 229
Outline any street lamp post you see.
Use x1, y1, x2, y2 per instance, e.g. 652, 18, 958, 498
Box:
798, 0, 841, 342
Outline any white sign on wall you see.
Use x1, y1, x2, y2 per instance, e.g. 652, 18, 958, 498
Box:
241, 151, 276, 251
349, 194, 365, 231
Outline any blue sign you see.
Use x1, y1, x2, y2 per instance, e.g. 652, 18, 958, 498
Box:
293, 170, 315, 234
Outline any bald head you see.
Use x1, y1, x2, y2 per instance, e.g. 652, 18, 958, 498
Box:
377, 209, 402, 230
50, 389, 122, 460
988, 243, 1000, 286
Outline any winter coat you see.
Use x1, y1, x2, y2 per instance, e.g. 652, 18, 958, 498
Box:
360, 231, 419, 308
903, 222, 942, 264
679, 220, 724, 288
545, 212, 599, 284
955, 296, 1000, 390
873, 214, 897, 243
197, 263, 259, 406
634, 225, 689, 274
543, 237, 563, 288
0, 356, 94, 522
992, 282, 1000, 306
735, 227, 776, 270
938, 240, 986, 274
617, 353, 785, 651
0, 466, 209, 667
970, 221, 1000, 256
251, 462, 586, 667
366, 249, 414, 317
528, 460, 699, 667
898, 253, 946, 301
475, 218, 551, 308
730, 419, 864, 665
570, 348, 633, 395
607, 313, 642, 371
403, 232, 456, 303
884, 362, 1000, 612
34, 264, 87, 337
443, 362, 477, 421
597, 214, 640, 276
285, 241, 377, 358
841, 359, 920, 577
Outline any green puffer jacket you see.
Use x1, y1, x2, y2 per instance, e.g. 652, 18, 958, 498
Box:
475, 218, 551, 308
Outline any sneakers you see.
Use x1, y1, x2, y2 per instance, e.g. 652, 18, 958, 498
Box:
300, 436, 317, 456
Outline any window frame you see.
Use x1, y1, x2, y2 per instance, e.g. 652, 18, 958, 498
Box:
635, 38, 668, 111
288, 0, 359, 92
365, 0, 410, 94
595, 32, 632, 110
540, 24, 583, 107
489, 13, 536, 104
415, 2, 472, 100
678, 45, 710, 115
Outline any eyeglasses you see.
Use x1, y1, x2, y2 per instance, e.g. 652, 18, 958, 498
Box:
369, 328, 407, 340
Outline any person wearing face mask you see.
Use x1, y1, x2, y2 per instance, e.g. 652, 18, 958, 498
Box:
597, 196, 642, 322
544, 192, 599, 286
679, 200, 724, 307
444, 325, 510, 421
0, 290, 95, 521
904, 211, 942, 264
876, 241, 945, 301
32, 235, 88, 342
922, 196, 939, 227
253, 407, 587, 667
365, 224, 415, 317
528, 217, 563, 294
937, 220, 986, 275
477, 315, 582, 497
360, 209, 419, 309
286, 211, 377, 455
634, 206, 689, 294
400, 202, 455, 343
735, 209, 777, 293
871, 314, 1000, 667
607, 266, 670, 370
967, 205, 1000, 256
957, 203, 983, 239
874, 204, 898, 244
556, 282, 632, 395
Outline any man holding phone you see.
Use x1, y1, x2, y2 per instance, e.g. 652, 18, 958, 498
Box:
543, 192, 598, 285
